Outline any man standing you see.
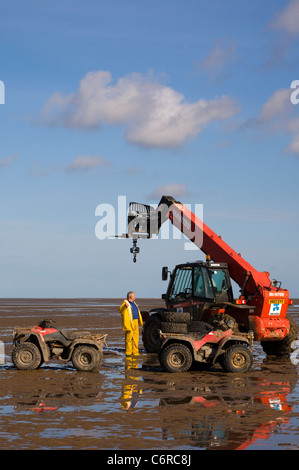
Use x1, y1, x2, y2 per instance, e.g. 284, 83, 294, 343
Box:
119, 291, 143, 356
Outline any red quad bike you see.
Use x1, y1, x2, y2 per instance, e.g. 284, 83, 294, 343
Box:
158, 319, 254, 373
12, 318, 107, 372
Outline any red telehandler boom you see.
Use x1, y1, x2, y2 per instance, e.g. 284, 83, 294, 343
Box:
123, 196, 297, 356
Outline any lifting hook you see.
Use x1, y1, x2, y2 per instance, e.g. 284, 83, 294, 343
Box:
130, 238, 140, 263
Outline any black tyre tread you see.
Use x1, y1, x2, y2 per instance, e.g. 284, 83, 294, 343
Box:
261, 317, 297, 356
160, 343, 193, 373
187, 321, 213, 332
12, 343, 42, 371
221, 344, 253, 373
208, 314, 239, 332
142, 314, 162, 353
71, 345, 101, 372
160, 322, 187, 333
160, 312, 191, 323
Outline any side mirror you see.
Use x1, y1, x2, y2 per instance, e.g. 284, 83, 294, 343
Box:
162, 266, 168, 281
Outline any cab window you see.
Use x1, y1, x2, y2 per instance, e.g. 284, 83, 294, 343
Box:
169, 267, 192, 300
210, 270, 229, 295
194, 266, 214, 300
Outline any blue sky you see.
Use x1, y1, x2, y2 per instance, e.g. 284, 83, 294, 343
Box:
1, 0, 299, 298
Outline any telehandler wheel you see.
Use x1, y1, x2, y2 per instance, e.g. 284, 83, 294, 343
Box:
71, 345, 101, 372
12, 343, 42, 371
220, 344, 253, 373
142, 314, 162, 353
160, 343, 193, 373
261, 317, 297, 357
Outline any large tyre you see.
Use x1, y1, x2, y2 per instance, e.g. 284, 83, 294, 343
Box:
160, 312, 191, 323
142, 314, 162, 353
12, 343, 42, 371
160, 322, 187, 333
220, 344, 253, 373
208, 314, 239, 332
71, 345, 101, 372
187, 321, 213, 333
160, 343, 193, 373
261, 317, 297, 357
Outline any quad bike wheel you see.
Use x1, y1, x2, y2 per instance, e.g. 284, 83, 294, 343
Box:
220, 344, 253, 373
71, 345, 102, 372
12, 343, 42, 371
160, 343, 193, 373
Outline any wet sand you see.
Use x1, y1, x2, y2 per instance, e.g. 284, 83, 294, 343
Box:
0, 298, 298, 450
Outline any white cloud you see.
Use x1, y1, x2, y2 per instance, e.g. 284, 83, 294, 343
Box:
66, 155, 110, 172
271, 0, 299, 35
258, 87, 299, 155
40, 70, 240, 149
199, 39, 237, 82
147, 183, 189, 200
259, 88, 291, 122
0, 154, 18, 168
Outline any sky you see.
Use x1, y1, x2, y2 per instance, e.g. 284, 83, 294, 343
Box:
0, 0, 299, 298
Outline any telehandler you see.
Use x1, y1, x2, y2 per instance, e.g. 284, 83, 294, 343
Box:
121, 196, 297, 357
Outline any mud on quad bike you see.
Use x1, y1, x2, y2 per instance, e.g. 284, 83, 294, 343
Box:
12, 318, 107, 372
158, 320, 254, 373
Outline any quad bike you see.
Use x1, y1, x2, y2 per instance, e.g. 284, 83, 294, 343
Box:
12, 318, 107, 372
158, 319, 254, 373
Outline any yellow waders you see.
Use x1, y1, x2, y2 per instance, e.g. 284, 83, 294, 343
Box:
119, 300, 143, 356
125, 319, 140, 356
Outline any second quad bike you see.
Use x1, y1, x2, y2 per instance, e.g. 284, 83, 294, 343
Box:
12, 318, 107, 372
158, 319, 254, 373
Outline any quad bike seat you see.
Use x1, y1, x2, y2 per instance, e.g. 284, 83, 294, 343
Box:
60, 330, 91, 341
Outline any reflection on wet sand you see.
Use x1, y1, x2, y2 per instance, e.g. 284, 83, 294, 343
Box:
0, 298, 298, 450
158, 358, 297, 450
119, 358, 142, 411
12, 371, 105, 413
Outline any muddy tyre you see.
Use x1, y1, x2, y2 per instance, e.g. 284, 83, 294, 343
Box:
261, 317, 297, 357
160, 343, 193, 373
12, 343, 42, 371
187, 321, 213, 333
160, 312, 191, 323
160, 322, 187, 333
209, 314, 239, 332
142, 314, 162, 353
71, 345, 101, 372
220, 344, 253, 373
